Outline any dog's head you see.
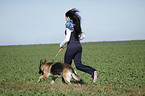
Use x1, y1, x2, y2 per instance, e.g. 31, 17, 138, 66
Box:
39, 59, 46, 75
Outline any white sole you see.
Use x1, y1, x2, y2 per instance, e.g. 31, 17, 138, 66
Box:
93, 71, 97, 83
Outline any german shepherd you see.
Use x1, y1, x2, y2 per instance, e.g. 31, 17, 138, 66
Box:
38, 59, 82, 84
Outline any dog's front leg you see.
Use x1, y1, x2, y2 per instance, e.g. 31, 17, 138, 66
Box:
38, 75, 46, 83
51, 77, 56, 84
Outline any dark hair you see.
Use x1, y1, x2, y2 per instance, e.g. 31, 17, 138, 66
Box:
65, 8, 82, 35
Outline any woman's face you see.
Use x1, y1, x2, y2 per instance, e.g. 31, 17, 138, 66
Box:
65, 16, 70, 21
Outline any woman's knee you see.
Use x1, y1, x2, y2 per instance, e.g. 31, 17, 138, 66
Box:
75, 63, 83, 70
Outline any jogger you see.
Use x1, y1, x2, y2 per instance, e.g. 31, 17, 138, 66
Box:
60, 8, 97, 83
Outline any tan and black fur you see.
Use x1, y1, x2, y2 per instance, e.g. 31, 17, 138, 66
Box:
38, 59, 82, 84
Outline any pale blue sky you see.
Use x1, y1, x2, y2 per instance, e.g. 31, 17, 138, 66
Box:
0, 0, 145, 45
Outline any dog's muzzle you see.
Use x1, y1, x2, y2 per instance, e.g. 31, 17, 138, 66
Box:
39, 69, 44, 75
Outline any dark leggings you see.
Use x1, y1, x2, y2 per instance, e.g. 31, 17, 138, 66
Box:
64, 45, 95, 76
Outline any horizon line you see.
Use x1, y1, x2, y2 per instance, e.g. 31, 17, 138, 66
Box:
0, 39, 145, 46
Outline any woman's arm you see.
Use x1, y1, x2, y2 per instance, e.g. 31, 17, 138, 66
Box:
80, 32, 85, 40
60, 28, 72, 48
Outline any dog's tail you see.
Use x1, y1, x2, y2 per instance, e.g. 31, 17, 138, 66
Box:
71, 69, 83, 83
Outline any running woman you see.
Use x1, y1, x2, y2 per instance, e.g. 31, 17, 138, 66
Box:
60, 8, 97, 83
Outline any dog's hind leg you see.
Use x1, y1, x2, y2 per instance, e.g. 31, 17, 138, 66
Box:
63, 71, 72, 85
51, 77, 56, 84
71, 69, 83, 84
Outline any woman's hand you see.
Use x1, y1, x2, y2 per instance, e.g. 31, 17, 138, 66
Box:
59, 47, 63, 51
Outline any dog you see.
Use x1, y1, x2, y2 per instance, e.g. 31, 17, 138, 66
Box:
38, 59, 82, 84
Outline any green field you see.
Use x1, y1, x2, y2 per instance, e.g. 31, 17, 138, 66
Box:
0, 40, 145, 96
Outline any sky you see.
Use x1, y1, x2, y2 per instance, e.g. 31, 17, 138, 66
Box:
0, 0, 145, 45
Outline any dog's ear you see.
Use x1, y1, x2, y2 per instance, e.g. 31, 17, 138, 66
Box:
40, 59, 43, 65
44, 59, 46, 63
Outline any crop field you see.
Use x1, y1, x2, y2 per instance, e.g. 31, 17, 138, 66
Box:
0, 40, 145, 95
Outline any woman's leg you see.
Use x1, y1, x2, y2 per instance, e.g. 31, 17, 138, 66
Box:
73, 47, 96, 76
63, 47, 75, 83
64, 48, 73, 65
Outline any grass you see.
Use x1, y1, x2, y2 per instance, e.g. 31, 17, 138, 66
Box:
0, 40, 145, 95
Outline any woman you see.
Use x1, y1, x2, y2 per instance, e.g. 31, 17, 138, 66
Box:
60, 8, 97, 83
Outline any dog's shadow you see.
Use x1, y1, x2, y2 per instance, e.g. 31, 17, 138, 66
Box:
70, 79, 85, 85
